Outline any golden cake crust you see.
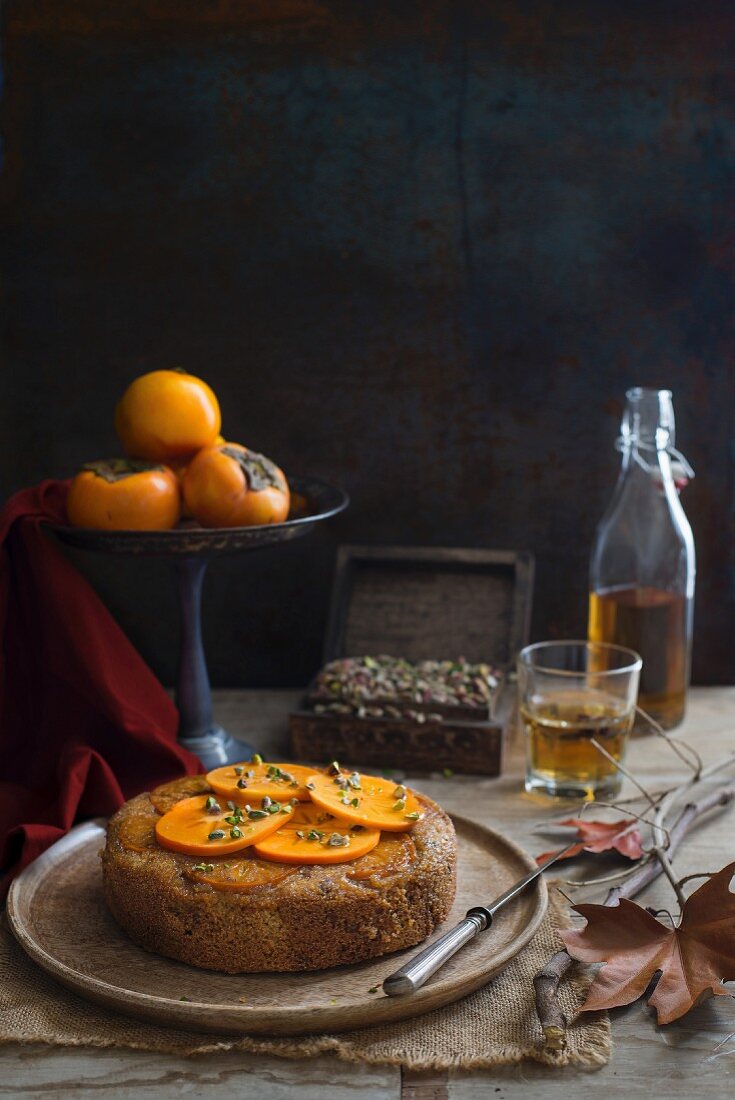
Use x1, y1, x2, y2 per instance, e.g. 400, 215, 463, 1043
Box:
101, 776, 457, 973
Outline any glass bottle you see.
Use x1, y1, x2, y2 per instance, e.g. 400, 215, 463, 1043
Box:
587, 388, 695, 730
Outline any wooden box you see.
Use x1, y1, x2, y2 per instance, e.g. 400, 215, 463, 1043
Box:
289, 546, 534, 775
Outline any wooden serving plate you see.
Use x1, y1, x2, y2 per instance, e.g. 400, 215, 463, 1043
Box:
7, 815, 547, 1037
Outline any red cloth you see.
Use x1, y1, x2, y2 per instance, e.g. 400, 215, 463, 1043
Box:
0, 480, 200, 896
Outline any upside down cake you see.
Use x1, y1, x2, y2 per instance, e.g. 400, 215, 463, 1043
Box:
101, 761, 457, 973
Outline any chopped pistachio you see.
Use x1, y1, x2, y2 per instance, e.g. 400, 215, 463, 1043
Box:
236, 778, 248, 789
327, 760, 341, 775
208, 830, 226, 840
251, 753, 264, 765
327, 833, 350, 847
392, 798, 407, 812
405, 811, 421, 821
205, 795, 221, 814
309, 656, 499, 720
192, 862, 214, 872
262, 796, 272, 810
226, 801, 236, 811
247, 809, 268, 820
234, 766, 244, 776
229, 826, 243, 839
368, 985, 379, 994
306, 781, 316, 791
393, 785, 406, 799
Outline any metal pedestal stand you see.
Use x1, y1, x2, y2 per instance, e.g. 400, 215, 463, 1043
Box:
52, 475, 348, 770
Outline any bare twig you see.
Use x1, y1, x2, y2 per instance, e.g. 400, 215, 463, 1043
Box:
589, 736, 698, 909
586, 739, 676, 898
604, 784, 735, 904
577, 800, 662, 833
646, 908, 677, 926
676, 871, 718, 889
712, 1031, 735, 1053
650, 829, 687, 910
603, 789, 670, 807
635, 705, 703, 777
558, 858, 653, 889
533, 781, 735, 1051
589, 738, 656, 807
648, 750, 735, 912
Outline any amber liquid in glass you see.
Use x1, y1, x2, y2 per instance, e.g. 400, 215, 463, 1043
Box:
588, 586, 688, 730
522, 690, 633, 798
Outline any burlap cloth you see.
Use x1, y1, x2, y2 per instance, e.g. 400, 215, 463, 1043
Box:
0, 890, 610, 1070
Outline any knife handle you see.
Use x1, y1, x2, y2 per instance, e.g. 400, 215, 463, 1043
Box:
382, 910, 490, 996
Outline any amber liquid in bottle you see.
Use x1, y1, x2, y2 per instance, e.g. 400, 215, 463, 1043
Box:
588, 586, 688, 730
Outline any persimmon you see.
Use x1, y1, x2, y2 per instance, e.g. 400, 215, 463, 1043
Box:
186, 856, 299, 891
288, 491, 310, 519
66, 459, 181, 531
346, 830, 417, 881
306, 769, 423, 832
115, 369, 221, 462
206, 761, 315, 803
182, 442, 290, 528
155, 793, 295, 857
253, 802, 381, 865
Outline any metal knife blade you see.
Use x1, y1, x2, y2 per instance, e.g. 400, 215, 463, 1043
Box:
382, 841, 576, 996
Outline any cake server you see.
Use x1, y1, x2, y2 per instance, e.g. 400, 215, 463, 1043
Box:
382, 842, 577, 996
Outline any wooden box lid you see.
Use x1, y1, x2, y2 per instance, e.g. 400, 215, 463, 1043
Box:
323, 545, 534, 669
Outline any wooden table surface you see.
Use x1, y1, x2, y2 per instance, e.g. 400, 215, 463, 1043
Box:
2, 687, 734, 1099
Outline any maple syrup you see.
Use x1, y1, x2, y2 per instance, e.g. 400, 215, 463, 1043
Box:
588, 586, 690, 730
588, 388, 695, 732
522, 689, 633, 800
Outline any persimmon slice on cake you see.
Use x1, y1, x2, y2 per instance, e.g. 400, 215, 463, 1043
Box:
155, 793, 295, 857
187, 858, 299, 891
206, 761, 314, 803
253, 802, 381, 865
306, 768, 423, 831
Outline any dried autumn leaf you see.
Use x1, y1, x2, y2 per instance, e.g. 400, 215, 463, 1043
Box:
561, 861, 735, 1023
536, 818, 644, 865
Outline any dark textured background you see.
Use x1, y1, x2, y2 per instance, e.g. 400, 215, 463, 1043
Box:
1, 1, 733, 687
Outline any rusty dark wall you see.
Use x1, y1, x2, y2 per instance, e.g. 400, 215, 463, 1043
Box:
1, 1, 734, 686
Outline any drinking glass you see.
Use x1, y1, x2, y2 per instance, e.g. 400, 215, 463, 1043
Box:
518, 640, 642, 800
